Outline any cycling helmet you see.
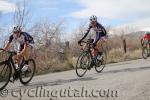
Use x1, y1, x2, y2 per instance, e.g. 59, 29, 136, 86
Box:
90, 15, 97, 22
13, 26, 22, 33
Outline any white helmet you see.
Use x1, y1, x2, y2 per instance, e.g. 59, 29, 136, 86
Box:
90, 15, 97, 22
12, 26, 22, 33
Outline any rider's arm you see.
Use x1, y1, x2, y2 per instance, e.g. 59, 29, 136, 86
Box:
97, 23, 107, 35
19, 42, 28, 56
18, 34, 29, 56
4, 35, 13, 50
80, 25, 92, 41
102, 27, 107, 35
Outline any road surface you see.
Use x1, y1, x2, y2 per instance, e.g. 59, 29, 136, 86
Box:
1, 58, 150, 100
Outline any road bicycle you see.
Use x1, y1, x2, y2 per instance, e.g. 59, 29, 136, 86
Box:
76, 39, 107, 77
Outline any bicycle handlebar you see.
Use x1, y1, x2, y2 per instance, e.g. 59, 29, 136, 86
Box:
80, 41, 93, 46
0, 48, 17, 55
79, 40, 99, 51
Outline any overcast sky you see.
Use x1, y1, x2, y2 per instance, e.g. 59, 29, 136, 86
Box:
0, 0, 150, 34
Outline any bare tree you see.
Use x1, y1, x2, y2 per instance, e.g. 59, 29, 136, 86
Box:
28, 20, 67, 70
13, 0, 30, 27
29, 20, 65, 48
73, 21, 87, 42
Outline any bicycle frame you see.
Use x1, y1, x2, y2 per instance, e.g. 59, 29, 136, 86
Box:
81, 41, 98, 65
7, 52, 18, 73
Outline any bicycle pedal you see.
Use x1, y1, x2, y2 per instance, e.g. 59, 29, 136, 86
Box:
9, 77, 15, 83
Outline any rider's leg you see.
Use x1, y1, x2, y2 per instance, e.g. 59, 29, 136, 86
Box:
91, 39, 102, 57
96, 36, 107, 53
21, 45, 32, 72
24, 45, 32, 64
92, 35, 107, 57
12, 55, 20, 69
11, 53, 23, 81
12, 45, 24, 69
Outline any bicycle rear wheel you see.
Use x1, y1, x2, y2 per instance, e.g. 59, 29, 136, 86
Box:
19, 59, 36, 85
76, 52, 90, 77
0, 61, 12, 90
95, 51, 107, 73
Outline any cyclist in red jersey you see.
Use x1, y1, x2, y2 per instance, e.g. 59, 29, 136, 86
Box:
141, 32, 150, 46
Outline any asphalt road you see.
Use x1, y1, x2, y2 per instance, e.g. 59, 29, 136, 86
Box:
1, 58, 150, 100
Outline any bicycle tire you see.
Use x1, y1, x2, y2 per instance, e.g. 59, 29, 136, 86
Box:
76, 52, 90, 77
19, 59, 36, 85
0, 61, 12, 90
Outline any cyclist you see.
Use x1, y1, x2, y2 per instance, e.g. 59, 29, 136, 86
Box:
3, 26, 34, 72
141, 31, 150, 46
78, 15, 107, 57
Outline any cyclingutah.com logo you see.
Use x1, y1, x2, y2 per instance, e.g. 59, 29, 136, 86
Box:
0, 86, 119, 99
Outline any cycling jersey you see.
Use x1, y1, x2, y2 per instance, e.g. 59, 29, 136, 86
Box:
80, 22, 107, 44
144, 33, 150, 41
8, 32, 34, 52
9, 32, 34, 44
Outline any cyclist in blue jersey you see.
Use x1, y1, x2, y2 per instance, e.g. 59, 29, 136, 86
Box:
78, 15, 107, 56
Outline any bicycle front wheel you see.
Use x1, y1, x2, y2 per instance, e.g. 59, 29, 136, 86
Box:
0, 61, 12, 90
76, 52, 91, 77
19, 59, 36, 85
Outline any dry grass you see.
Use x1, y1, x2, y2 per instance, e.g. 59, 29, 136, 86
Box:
123, 49, 142, 60
107, 48, 124, 63
67, 48, 142, 68
107, 48, 142, 63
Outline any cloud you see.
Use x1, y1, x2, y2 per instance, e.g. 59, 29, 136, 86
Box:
0, 0, 16, 13
109, 17, 150, 34
70, 0, 150, 20
69, 0, 150, 34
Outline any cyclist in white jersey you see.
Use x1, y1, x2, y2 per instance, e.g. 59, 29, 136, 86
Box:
3, 26, 34, 72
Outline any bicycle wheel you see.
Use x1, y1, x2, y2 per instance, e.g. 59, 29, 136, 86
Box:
19, 59, 36, 85
76, 52, 91, 77
142, 47, 148, 59
95, 51, 107, 73
0, 61, 12, 90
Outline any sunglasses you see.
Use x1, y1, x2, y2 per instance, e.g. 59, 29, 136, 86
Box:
13, 31, 19, 34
